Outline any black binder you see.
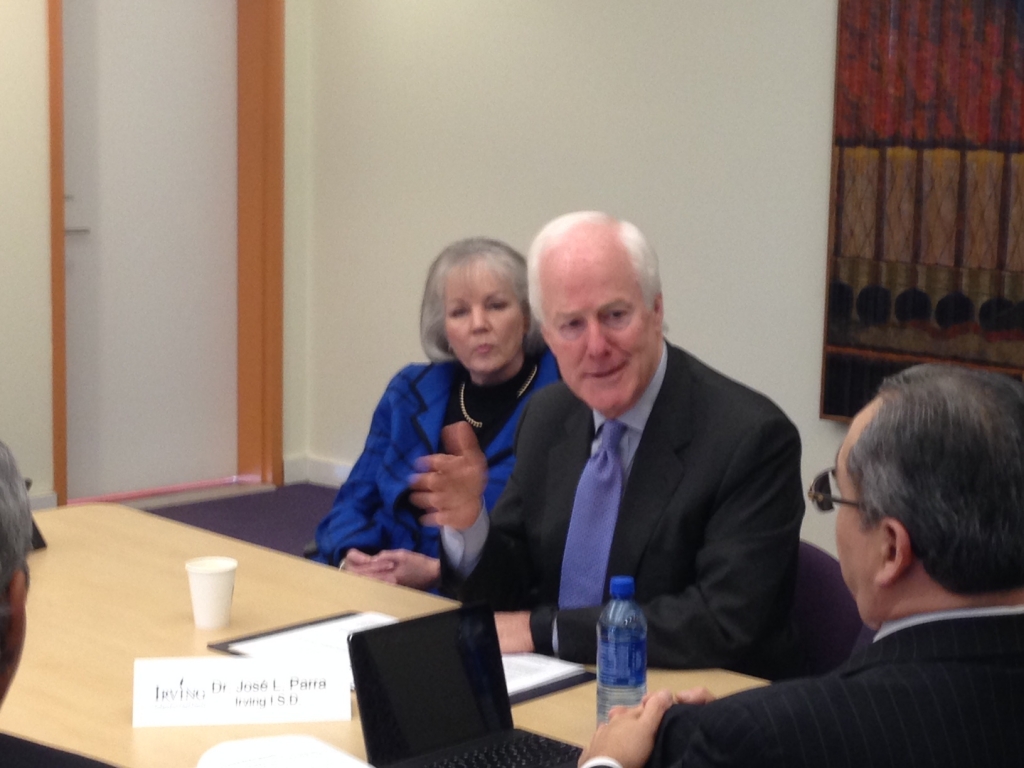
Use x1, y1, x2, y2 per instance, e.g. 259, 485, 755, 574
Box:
31, 519, 46, 550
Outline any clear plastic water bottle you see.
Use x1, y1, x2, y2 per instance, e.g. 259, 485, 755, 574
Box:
596, 575, 647, 724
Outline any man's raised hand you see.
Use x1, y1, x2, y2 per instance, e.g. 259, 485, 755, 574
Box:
411, 421, 488, 530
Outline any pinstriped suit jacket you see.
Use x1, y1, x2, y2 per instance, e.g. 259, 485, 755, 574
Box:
0, 733, 115, 767
646, 612, 1024, 768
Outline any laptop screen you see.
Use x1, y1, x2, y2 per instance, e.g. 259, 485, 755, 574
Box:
350, 604, 514, 766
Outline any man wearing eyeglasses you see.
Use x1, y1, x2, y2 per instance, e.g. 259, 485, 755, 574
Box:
579, 363, 1024, 768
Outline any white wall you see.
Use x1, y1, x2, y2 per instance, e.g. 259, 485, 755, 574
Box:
285, 0, 847, 552
0, 0, 54, 505
0, 1, 848, 548
284, 0, 317, 484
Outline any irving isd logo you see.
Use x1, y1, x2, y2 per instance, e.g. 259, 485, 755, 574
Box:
154, 678, 207, 708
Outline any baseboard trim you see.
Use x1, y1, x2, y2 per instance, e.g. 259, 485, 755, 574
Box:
30, 491, 59, 511
27, 464, 345, 511
283, 453, 351, 488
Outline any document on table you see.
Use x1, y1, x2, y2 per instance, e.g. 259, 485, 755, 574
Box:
196, 734, 368, 768
209, 611, 397, 683
502, 653, 593, 704
211, 612, 593, 703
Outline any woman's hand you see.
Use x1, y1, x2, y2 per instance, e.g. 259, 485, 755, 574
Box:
342, 548, 441, 590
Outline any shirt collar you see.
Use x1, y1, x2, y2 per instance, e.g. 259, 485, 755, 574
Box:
593, 340, 667, 436
874, 602, 1024, 642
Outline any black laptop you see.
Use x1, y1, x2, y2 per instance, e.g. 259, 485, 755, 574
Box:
349, 604, 582, 768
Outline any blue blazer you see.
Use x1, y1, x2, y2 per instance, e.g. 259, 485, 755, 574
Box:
313, 351, 559, 566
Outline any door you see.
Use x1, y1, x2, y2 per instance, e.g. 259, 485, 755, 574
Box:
62, 0, 238, 498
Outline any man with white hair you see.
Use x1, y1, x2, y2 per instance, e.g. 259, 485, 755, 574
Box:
412, 212, 805, 679
0, 440, 114, 767
579, 364, 1024, 767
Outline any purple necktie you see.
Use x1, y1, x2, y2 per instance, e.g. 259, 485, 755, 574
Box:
559, 419, 627, 609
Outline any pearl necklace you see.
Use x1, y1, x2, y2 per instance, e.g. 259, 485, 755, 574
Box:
459, 363, 539, 429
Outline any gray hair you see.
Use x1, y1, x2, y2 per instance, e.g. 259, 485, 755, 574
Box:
419, 237, 545, 362
526, 211, 662, 324
846, 364, 1024, 594
0, 440, 32, 649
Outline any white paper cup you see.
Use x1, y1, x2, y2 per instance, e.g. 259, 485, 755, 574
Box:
185, 556, 237, 629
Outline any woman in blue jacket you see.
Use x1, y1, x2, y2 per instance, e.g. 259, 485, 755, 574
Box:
312, 237, 558, 590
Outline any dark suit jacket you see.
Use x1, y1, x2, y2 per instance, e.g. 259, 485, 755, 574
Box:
646, 612, 1024, 768
0, 733, 117, 767
455, 344, 805, 679
313, 352, 559, 565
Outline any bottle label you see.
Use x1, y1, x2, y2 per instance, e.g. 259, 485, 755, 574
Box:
597, 637, 646, 687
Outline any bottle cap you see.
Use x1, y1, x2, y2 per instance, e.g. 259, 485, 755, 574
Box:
609, 575, 635, 599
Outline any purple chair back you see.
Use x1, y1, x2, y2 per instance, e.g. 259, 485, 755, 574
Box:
793, 541, 869, 675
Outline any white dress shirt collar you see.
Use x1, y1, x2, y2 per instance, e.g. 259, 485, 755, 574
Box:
593, 340, 667, 436
874, 602, 1024, 642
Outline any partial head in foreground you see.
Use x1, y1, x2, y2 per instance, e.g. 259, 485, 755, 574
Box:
526, 212, 664, 418
830, 364, 1024, 626
419, 237, 545, 385
0, 440, 33, 706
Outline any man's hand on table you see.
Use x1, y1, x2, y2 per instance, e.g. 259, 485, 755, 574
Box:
578, 687, 718, 768
579, 690, 675, 768
673, 685, 716, 705
495, 611, 534, 653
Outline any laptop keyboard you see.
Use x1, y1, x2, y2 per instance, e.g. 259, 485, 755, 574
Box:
422, 731, 582, 768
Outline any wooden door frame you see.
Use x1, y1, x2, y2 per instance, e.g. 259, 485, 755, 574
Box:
237, 0, 284, 487
47, 0, 67, 505
48, 0, 283, 505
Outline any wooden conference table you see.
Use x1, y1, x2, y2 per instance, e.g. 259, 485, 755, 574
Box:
0, 504, 766, 768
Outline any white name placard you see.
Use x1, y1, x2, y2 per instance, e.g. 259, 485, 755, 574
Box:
132, 656, 350, 727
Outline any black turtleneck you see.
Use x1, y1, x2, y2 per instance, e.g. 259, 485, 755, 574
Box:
444, 354, 541, 450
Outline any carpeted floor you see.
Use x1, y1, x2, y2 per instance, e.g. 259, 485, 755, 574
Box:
145, 483, 337, 557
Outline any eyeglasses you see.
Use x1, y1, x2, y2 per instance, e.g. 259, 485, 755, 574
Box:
807, 468, 860, 512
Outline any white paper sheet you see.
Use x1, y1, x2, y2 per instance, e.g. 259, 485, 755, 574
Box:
501, 653, 588, 697
196, 735, 369, 768
224, 612, 398, 670
222, 613, 587, 700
